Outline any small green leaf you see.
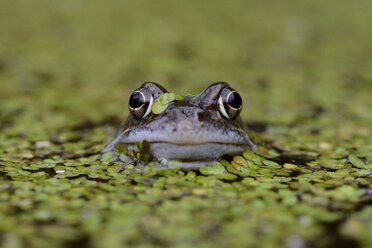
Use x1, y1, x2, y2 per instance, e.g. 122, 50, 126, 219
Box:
159, 94, 169, 104
175, 94, 184, 100
262, 160, 280, 168
233, 156, 248, 166
168, 160, 182, 170
137, 140, 150, 153
167, 93, 175, 102
199, 163, 225, 175
349, 155, 368, 169
153, 177, 166, 188
115, 143, 128, 154
216, 173, 238, 180
152, 100, 168, 114
100, 152, 115, 162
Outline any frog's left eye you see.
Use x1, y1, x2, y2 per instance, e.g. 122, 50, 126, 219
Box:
218, 88, 242, 119
129, 90, 153, 119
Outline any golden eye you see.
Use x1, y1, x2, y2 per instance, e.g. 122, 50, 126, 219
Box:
129, 90, 153, 119
218, 88, 242, 119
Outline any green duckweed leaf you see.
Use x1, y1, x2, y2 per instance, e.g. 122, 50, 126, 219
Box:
100, 152, 116, 162
115, 143, 128, 154
216, 173, 238, 180
168, 160, 182, 170
175, 94, 184, 100
152, 101, 168, 115
348, 155, 370, 169
2, 5, 372, 247
199, 163, 225, 175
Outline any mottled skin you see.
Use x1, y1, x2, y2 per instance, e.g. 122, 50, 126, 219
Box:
103, 82, 256, 167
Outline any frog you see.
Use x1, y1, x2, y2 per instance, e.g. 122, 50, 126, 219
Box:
102, 82, 256, 169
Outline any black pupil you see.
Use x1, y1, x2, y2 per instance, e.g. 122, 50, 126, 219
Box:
129, 92, 144, 109
227, 92, 242, 109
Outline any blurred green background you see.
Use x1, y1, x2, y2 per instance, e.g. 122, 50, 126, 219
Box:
1, 0, 372, 247
1, 0, 371, 134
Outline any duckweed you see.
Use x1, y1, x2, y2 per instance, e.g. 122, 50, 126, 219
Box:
1, 1, 372, 247
152, 93, 176, 114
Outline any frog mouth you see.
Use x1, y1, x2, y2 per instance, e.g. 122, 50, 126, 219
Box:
115, 124, 255, 144
119, 141, 251, 162
102, 126, 256, 162
121, 140, 251, 146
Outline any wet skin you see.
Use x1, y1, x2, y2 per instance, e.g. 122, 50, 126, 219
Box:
103, 82, 256, 168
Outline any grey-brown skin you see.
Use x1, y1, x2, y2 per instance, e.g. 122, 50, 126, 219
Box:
103, 82, 256, 168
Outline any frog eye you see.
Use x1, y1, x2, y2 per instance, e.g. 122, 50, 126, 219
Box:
129, 90, 153, 119
218, 88, 242, 119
